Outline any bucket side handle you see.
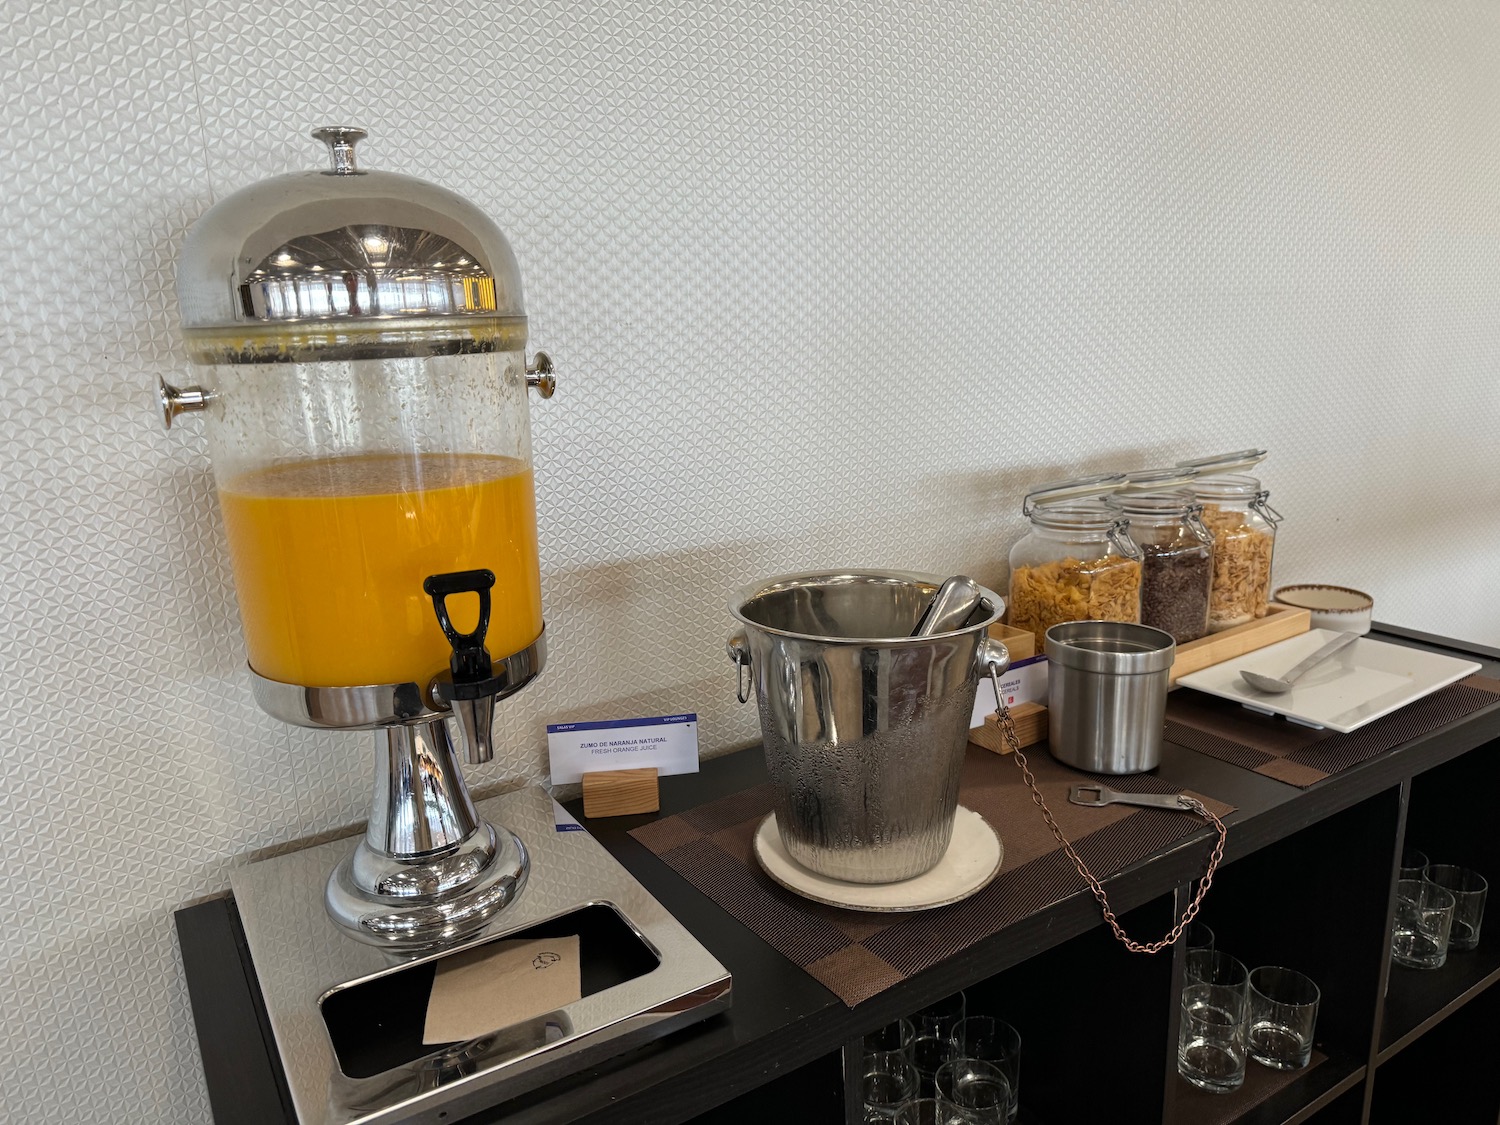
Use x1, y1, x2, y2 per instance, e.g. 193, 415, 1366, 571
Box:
978, 637, 1010, 680
727, 630, 751, 703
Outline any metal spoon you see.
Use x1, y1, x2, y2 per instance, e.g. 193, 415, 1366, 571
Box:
1240, 631, 1359, 694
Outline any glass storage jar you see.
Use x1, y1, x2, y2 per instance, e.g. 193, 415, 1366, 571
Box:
1116, 476, 1215, 645
1179, 452, 1282, 632
1008, 474, 1143, 650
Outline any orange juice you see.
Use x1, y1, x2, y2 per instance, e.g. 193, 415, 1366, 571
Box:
219, 452, 542, 687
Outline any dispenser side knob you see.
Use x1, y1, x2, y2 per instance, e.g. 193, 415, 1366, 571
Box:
526, 351, 556, 399
159, 377, 213, 429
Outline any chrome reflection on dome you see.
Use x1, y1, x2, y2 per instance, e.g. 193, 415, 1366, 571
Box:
241, 225, 497, 321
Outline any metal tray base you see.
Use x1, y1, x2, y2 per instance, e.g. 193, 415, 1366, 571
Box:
229, 787, 731, 1125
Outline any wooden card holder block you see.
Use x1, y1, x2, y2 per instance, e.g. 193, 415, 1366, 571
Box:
581, 768, 660, 818
969, 701, 1048, 756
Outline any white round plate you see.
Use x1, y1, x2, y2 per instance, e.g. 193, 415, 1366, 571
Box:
752, 806, 1003, 912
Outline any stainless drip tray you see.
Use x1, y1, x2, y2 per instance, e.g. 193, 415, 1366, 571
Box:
230, 787, 731, 1125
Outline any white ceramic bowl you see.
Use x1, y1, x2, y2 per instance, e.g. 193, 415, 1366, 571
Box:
1273, 584, 1374, 635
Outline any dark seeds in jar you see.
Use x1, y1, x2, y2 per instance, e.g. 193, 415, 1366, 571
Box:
1140, 546, 1212, 643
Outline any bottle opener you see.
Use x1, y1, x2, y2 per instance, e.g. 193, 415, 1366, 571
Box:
1068, 783, 1193, 811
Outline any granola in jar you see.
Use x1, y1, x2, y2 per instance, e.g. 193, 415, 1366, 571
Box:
1200, 504, 1275, 629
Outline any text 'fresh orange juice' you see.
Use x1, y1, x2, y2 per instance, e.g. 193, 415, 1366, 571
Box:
219, 452, 542, 688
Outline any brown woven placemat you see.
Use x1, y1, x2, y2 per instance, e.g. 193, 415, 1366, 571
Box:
1166, 674, 1500, 788
1167, 1050, 1327, 1125
630, 746, 1232, 1007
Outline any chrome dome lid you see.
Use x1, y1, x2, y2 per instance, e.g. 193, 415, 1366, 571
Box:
176, 127, 526, 353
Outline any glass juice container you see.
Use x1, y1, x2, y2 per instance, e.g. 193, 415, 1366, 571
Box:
1115, 470, 1215, 645
1179, 451, 1282, 632
1008, 474, 1143, 650
164, 127, 558, 946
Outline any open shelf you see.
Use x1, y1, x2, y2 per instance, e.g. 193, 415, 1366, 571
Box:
1370, 984, 1500, 1123
1161, 788, 1397, 1125
1378, 927, 1500, 1062
938, 893, 1180, 1125
1378, 738, 1500, 1070
1166, 1049, 1364, 1125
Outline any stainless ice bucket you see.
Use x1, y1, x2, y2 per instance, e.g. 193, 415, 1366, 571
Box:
1045, 621, 1176, 774
728, 570, 1008, 883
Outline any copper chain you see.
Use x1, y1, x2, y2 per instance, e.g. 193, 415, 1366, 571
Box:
989, 684, 1227, 955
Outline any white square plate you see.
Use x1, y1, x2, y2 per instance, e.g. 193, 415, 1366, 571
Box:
1175, 629, 1481, 733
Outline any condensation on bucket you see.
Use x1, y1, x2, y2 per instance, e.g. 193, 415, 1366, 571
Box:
760, 686, 972, 883
731, 571, 1004, 884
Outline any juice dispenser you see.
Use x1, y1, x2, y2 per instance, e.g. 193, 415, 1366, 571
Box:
164, 127, 557, 948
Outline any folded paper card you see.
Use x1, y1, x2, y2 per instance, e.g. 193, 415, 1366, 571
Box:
423, 935, 581, 1045
971, 654, 1048, 729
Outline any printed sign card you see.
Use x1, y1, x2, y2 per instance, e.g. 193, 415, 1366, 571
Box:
970, 655, 1049, 729
547, 714, 699, 785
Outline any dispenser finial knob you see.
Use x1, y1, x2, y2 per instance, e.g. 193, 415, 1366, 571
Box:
311, 126, 367, 175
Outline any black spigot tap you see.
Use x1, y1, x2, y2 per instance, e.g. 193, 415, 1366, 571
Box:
424, 569, 506, 764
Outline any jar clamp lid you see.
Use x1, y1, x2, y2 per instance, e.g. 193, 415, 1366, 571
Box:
1021, 473, 1139, 558
1117, 466, 1200, 496
1116, 468, 1213, 543
1021, 472, 1128, 516
1176, 449, 1268, 476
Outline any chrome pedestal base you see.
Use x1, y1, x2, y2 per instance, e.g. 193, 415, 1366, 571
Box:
323, 716, 531, 948
326, 818, 529, 948
251, 633, 546, 949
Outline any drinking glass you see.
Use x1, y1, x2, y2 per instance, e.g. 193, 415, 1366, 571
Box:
1185, 920, 1215, 955
1399, 847, 1429, 882
1179, 981, 1248, 1092
1392, 878, 1456, 969
894, 1098, 976, 1125
954, 1017, 1020, 1122
1247, 966, 1319, 1070
936, 1058, 1010, 1124
912, 993, 966, 1097
865, 1018, 915, 1061
862, 1053, 918, 1122
1424, 866, 1487, 951
916, 992, 967, 1037
1185, 949, 1249, 995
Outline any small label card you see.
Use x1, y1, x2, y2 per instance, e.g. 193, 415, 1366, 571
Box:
547, 713, 700, 786
553, 801, 585, 833
971, 655, 1049, 729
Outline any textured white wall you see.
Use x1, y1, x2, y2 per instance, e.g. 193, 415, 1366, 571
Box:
1, 1, 1497, 1120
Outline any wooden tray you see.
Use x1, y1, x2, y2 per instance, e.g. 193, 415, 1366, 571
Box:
1168, 603, 1311, 685
972, 605, 1312, 753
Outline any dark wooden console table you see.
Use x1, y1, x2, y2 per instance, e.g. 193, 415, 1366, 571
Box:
176, 626, 1500, 1125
